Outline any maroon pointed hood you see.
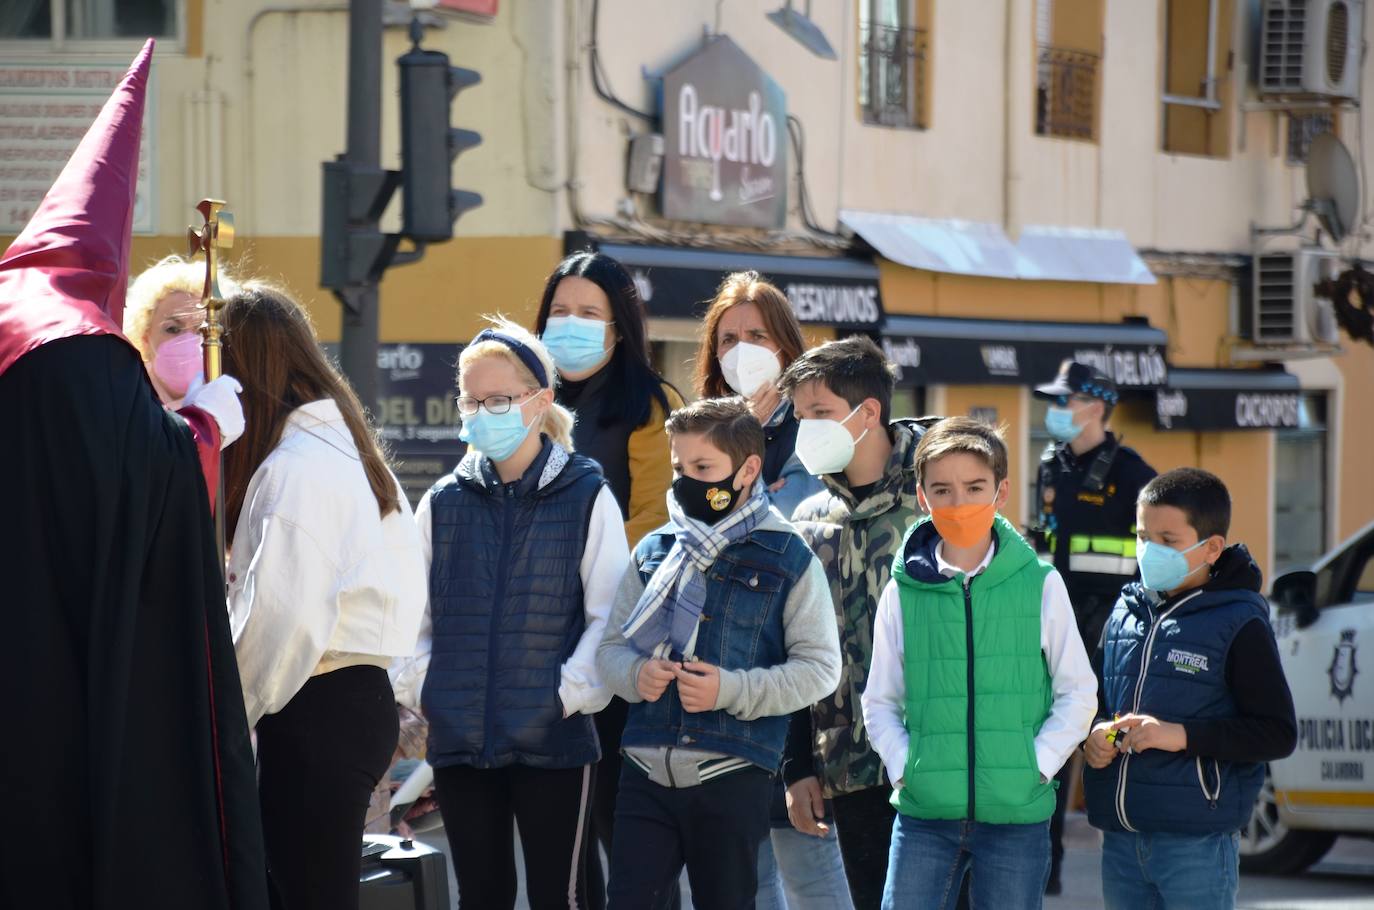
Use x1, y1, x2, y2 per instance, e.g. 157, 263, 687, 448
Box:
0, 39, 153, 379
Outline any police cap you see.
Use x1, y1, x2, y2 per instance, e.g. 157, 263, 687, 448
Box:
1033, 360, 1119, 404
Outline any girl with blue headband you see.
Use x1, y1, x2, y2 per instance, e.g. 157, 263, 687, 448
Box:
392, 317, 630, 909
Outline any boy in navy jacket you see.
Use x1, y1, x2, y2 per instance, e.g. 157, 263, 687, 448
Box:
1083, 468, 1297, 909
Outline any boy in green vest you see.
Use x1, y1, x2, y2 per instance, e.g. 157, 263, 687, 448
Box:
861, 417, 1097, 909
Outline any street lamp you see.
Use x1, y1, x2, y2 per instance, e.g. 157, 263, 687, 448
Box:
767, 0, 837, 60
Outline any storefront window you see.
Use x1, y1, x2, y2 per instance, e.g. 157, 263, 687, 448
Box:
1274, 394, 1328, 575
1, 0, 177, 41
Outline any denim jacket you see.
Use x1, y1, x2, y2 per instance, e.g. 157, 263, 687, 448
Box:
597, 509, 841, 773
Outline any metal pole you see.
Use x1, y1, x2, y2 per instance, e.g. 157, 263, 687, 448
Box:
339, 0, 382, 407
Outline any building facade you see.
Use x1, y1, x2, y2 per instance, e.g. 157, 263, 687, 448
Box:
3, 0, 1372, 582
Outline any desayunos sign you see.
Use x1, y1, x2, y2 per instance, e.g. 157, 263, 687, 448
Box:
662, 36, 787, 229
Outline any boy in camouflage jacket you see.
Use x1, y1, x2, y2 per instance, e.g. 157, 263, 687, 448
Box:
778, 336, 936, 909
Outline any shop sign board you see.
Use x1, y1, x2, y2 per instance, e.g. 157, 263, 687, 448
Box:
662, 36, 787, 229
1155, 387, 1302, 431
324, 342, 464, 502
0, 61, 155, 234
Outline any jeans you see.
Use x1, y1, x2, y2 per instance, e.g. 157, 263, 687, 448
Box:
757, 825, 856, 910
1101, 830, 1240, 910
881, 816, 1050, 910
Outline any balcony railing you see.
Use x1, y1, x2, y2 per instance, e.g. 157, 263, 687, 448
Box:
1035, 46, 1099, 140
860, 24, 929, 129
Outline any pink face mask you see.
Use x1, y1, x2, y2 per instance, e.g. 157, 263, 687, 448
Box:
152, 332, 203, 397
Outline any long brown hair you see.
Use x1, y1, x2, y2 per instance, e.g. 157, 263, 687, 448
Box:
221, 282, 400, 534
693, 271, 806, 398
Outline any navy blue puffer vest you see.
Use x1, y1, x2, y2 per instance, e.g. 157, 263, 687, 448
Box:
1084, 557, 1269, 835
422, 438, 605, 770
620, 523, 813, 770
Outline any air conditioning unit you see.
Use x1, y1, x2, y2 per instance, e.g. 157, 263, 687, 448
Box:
1252, 249, 1343, 345
1259, 0, 1363, 100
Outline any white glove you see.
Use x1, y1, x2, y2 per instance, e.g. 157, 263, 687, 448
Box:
183, 374, 245, 449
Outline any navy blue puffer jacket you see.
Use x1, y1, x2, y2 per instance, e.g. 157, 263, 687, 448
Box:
422, 438, 605, 770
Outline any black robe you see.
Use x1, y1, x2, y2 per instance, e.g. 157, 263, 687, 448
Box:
0, 335, 269, 909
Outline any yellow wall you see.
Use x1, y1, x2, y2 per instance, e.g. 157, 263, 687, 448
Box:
1335, 342, 1374, 541
116, 234, 562, 343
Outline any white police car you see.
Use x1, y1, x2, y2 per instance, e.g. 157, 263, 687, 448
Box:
1239, 520, 1374, 873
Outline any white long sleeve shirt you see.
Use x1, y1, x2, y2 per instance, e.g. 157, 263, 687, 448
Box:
862, 539, 1097, 787
226, 399, 428, 728
389, 479, 629, 718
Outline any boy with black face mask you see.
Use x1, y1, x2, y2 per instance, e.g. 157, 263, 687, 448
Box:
597, 397, 842, 909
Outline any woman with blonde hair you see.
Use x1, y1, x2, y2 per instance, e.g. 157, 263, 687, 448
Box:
694, 270, 823, 518
123, 254, 246, 482
125, 254, 239, 405
220, 281, 428, 910
392, 318, 630, 909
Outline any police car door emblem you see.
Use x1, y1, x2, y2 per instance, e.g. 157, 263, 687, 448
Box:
1328, 629, 1359, 705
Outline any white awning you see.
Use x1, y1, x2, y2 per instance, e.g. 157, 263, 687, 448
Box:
1014, 225, 1157, 284
838, 210, 1020, 279
839, 211, 1156, 285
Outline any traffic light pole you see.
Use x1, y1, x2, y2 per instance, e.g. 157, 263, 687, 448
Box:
338, 0, 382, 406
322, 5, 481, 404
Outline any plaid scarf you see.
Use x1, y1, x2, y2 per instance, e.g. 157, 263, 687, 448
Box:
621, 480, 770, 659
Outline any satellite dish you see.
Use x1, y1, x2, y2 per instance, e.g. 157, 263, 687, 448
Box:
1306, 132, 1360, 243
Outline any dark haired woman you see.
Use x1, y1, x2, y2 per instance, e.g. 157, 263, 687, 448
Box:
536, 250, 684, 907
222, 282, 427, 910
536, 250, 684, 546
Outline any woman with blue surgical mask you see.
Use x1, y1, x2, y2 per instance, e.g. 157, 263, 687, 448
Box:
392, 318, 630, 910
536, 252, 684, 550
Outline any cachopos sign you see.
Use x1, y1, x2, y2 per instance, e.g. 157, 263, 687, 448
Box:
662, 36, 787, 229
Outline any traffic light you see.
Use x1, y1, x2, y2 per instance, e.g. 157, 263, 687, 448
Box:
398, 40, 483, 243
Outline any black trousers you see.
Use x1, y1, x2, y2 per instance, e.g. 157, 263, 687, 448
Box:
256, 665, 398, 910
831, 785, 898, 910
586, 700, 680, 910
433, 762, 596, 910
607, 765, 773, 910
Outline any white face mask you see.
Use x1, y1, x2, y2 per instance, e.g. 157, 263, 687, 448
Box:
719, 341, 782, 397
794, 404, 869, 476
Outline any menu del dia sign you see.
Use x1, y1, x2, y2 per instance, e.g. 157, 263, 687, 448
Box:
662, 36, 787, 230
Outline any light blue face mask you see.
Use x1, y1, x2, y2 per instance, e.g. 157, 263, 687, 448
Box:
459, 397, 535, 462
542, 314, 612, 375
1138, 539, 1209, 594
1045, 405, 1083, 443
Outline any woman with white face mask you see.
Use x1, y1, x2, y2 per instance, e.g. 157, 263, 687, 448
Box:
692, 271, 832, 909
693, 271, 824, 521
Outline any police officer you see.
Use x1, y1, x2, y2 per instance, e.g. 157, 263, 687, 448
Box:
1032, 360, 1156, 895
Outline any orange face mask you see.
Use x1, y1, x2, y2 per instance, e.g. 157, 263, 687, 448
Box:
930, 502, 998, 549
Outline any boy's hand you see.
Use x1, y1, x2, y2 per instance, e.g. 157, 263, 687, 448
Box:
1113, 714, 1187, 755
636, 659, 677, 702
673, 660, 720, 713
1084, 720, 1119, 769
785, 776, 831, 837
